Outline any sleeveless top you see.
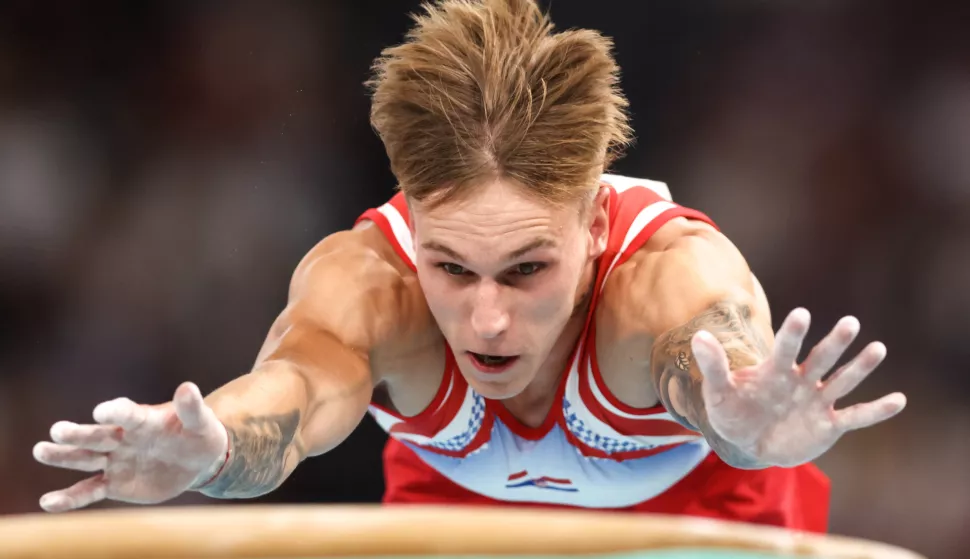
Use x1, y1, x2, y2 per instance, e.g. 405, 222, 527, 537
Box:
355, 174, 719, 508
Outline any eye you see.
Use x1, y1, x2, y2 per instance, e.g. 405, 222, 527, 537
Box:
511, 262, 545, 276
437, 263, 469, 276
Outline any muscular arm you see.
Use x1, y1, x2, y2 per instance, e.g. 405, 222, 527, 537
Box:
632, 221, 775, 469
197, 228, 420, 498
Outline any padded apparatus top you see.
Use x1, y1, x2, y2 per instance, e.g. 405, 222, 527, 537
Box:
0, 504, 924, 559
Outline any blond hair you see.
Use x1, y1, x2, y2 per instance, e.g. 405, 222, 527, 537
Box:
367, 0, 633, 208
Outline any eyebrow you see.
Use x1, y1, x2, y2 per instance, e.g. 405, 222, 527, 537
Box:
421, 238, 557, 263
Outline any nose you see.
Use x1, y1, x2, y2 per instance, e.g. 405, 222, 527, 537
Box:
470, 279, 510, 340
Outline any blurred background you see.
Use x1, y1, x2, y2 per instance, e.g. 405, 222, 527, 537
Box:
0, 0, 967, 556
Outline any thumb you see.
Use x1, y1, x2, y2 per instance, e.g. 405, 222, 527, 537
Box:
691, 331, 734, 393
173, 382, 210, 431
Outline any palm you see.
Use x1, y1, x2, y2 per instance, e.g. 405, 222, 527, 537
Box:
692, 309, 906, 467
33, 382, 227, 512
101, 407, 221, 502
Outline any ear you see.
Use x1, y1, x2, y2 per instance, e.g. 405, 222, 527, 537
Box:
587, 185, 610, 259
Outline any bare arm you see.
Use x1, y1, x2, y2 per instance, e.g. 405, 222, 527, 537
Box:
199, 229, 420, 498
630, 219, 904, 470
629, 221, 775, 468
31, 226, 425, 512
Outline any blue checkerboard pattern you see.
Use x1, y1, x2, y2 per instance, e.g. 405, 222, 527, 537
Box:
562, 399, 659, 454
426, 392, 486, 452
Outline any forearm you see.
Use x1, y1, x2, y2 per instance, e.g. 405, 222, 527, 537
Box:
650, 298, 772, 469
198, 361, 311, 499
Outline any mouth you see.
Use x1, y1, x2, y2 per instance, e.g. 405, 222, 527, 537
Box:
466, 352, 520, 374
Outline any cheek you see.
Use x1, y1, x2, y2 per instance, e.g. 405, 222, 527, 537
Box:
417, 269, 463, 319
541, 255, 587, 315
519, 273, 576, 321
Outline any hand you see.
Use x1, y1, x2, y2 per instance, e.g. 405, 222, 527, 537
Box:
33, 382, 229, 512
691, 308, 906, 467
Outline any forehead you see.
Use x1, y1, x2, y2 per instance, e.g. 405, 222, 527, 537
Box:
410, 180, 579, 241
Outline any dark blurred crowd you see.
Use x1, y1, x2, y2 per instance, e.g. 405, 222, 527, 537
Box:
0, 1, 967, 557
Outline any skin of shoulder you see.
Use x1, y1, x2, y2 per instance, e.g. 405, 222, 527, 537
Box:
254, 223, 432, 386
594, 216, 773, 409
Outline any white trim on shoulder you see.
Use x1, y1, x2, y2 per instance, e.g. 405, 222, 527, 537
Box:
599, 200, 677, 293
600, 173, 673, 201
377, 203, 416, 264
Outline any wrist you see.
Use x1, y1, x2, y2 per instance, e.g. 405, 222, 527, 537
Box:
191, 422, 231, 491
702, 425, 772, 469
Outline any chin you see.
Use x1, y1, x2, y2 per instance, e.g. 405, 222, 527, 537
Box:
459, 367, 530, 400
471, 382, 524, 400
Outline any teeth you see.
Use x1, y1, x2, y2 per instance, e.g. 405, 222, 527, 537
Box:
474, 353, 510, 365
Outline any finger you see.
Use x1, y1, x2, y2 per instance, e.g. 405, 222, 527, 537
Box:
39, 474, 109, 513
173, 382, 209, 431
691, 331, 733, 392
822, 341, 887, 401
93, 397, 148, 429
773, 308, 811, 371
50, 421, 123, 452
32, 442, 107, 472
834, 392, 906, 431
801, 316, 861, 383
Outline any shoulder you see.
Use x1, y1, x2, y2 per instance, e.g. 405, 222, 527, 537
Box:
599, 217, 756, 337
284, 224, 431, 353
593, 217, 770, 404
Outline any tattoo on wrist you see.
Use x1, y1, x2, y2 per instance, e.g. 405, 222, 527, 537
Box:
650, 299, 769, 468
200, 410, 305, 498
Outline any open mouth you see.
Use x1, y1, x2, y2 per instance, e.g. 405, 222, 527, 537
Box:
467, 352, 519, 373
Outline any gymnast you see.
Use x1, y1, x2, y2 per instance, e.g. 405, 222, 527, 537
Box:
32, 0, 905, 532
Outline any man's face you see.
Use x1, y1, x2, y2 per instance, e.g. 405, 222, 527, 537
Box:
410, 179, 608, 399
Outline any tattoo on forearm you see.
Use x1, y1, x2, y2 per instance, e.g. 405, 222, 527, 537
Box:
201, 410, 306, 498
650, 300, 769, 468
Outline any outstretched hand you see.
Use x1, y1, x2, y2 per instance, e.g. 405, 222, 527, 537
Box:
32, 382, 228, 512
691, 308, 906, 467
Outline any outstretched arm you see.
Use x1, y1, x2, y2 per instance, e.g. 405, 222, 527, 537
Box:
198, 230, 420, 498
631, 220, 905, 469
33, 227, 421, 512
637, 226, 774, 468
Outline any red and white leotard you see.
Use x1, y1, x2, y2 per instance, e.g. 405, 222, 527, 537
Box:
355, 174, 830, 532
